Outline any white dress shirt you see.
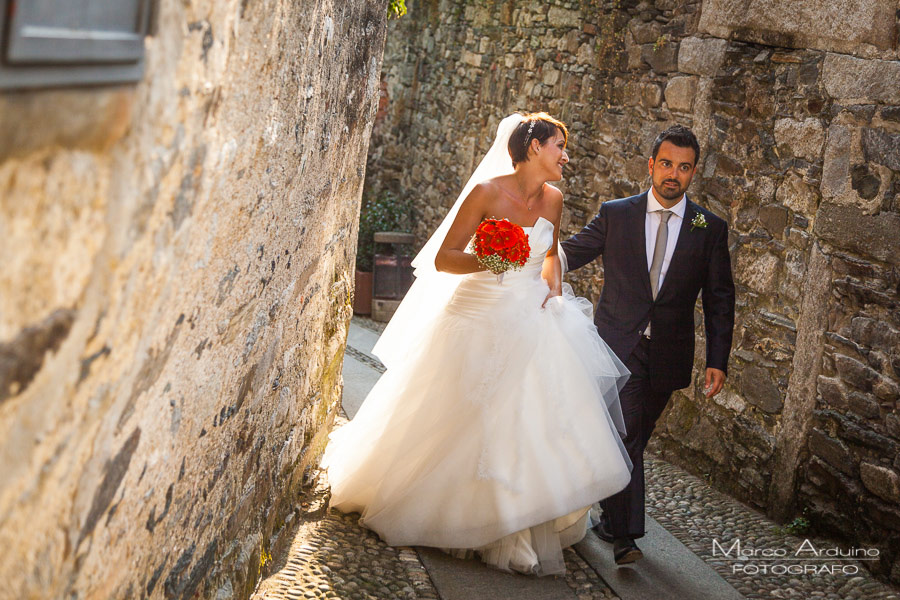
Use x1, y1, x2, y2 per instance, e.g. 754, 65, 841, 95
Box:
644, 188, 686, 336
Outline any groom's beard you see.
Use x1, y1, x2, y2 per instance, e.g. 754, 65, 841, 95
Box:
656, 181, 684, 200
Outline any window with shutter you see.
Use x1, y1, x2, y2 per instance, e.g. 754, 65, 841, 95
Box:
0, 0, 153, 89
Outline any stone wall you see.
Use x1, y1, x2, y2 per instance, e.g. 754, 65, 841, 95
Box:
0, 0, 386, 598
366, 0, 900, 584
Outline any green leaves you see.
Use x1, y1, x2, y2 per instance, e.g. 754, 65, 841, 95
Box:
356, 191, 414, 272
388, 0, 407, 19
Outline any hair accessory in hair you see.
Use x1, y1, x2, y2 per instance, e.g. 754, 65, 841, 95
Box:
523, 120, 536, 148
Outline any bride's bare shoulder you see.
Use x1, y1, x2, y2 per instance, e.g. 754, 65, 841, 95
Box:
485, 173, 520, 187
543, 183, 564, 204
468, 176, 509, 202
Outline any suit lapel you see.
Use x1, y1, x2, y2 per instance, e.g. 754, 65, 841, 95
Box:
656, 199, 698, 301
628, 192, 652, 299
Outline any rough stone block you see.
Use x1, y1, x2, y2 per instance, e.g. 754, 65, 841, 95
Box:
881, 106, 900, 122
861, 127, 900, 172
462, 51, 482, 67
815, 203, 900, 265
677, 36, 727, 76
834, 354, 879, 391
576, 43, 595, 66
775, 173, 819, 219
774, 118, 825, 162
758, 205, 789, 238
887, 414, 900, 440
625, 155, 648, 181
712, 388, 747, 413
548, 6, 581, 28
626, 36, 646, 70
642, 43, 679, 73
817, 375, 847, 410
849, 316, 877, 347
542, 66, 561, 86
664, 76, 699, 112
860, 462, 900, 503
836, 412, 900, 453
685, 415, 729, 464
699, 0, 897, 54
629, 19, 662, 45
739, 365, 783, 414
735, 250, 780, 294
808, 428, 856, 476
873, 376, 900, 402
731, 415, 776, 460
847, 390, 881, 419
640, 83, 663, 108
807, 456, 865, 500
623, 81, 643, 106
820, 121, 879, 212
861, 496, 900, 532
823, 54, 900, 104
739, 465, 768, 492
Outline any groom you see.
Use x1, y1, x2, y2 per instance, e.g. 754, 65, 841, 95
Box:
561, 124, 735, 565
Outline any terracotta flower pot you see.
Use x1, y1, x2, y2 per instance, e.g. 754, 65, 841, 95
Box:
353, 269, 373, 315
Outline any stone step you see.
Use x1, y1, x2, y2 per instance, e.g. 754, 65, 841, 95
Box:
416, 547, 576, 600
573, 517, 746, 600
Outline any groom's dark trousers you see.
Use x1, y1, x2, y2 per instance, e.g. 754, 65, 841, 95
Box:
561, 191, 735, 540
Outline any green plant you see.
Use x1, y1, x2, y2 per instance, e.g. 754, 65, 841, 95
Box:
653, 35, 667, 52
774, 514, 811, 535
388, 0, 407, 19
356, 191, 414, 272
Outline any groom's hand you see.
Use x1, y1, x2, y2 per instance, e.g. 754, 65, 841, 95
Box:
705, 368, 726, 398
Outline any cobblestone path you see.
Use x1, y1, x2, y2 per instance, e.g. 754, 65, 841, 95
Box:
251, 418, 618, 599
250, 467, 439, 600
645, 456, 900, 600
251, 316, 900, 600
253, 454, 900, 600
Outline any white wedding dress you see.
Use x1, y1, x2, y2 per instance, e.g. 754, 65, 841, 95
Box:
322, 216, 633, 576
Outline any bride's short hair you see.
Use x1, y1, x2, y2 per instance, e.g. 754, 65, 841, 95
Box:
508, 112, 569, 167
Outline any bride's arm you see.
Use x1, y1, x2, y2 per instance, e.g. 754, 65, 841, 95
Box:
541, 188, 564, 307
435, 184, 490, 274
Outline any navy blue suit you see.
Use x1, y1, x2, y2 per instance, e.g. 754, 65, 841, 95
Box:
562, 191, 735, 538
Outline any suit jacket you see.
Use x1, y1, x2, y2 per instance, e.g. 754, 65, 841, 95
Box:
561, 191, 735, 392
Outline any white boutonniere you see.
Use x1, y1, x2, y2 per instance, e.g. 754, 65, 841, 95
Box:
691, 213, 708, 231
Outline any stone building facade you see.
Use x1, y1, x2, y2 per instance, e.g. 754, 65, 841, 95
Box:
0, 1, 385, 598
366, 0, 900, 584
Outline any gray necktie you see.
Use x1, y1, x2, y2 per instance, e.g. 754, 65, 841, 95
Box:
649, 210, 673, 299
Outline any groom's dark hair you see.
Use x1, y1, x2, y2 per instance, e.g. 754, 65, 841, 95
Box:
651, 124, 700, 166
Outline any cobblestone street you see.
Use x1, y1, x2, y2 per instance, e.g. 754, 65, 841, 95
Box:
250, 318, 900, 600
251, 426, 616, 600
252, 418, 440, 600
645, 456, 900, 600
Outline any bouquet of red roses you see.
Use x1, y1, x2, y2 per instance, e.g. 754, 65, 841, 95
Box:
471, 218, 531, 278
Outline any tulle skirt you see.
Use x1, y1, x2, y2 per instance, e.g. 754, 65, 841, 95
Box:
322, 266, 632, 575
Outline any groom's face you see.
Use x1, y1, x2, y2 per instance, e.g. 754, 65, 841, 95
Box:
648, 141, 697, 204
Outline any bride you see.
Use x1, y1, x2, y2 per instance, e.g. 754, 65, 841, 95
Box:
322, 112, 632, 576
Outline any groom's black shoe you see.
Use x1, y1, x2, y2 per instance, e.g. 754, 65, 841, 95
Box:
592, 517, 615, 543
613, 537, 643, 565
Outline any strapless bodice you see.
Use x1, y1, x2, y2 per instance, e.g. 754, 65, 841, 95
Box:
448, 217, 554, 317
